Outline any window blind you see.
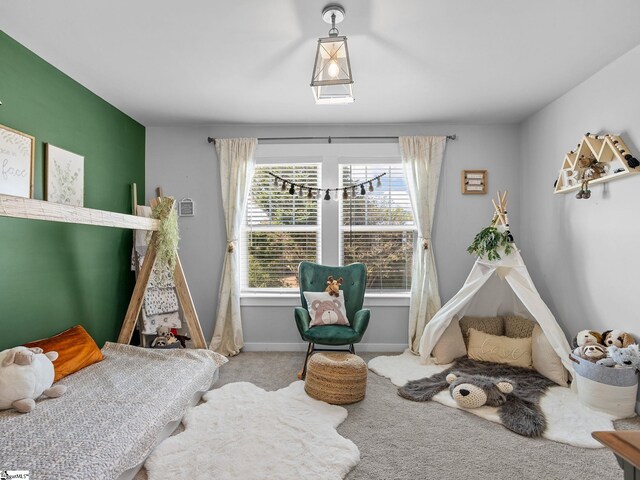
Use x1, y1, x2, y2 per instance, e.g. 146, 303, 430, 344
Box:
339, 164, 416, 291
242, 164, 321, 289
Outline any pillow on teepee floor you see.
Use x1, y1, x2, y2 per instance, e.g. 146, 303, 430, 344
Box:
531, 325, 569, 386
432, 316, 467, 364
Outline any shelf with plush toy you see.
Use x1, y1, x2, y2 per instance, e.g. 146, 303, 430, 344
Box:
554, 133, 639, 197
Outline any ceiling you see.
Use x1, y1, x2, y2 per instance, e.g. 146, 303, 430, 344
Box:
2, 0, 640, 126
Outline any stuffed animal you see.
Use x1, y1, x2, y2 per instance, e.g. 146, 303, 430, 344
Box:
151, 325, 178, 348
446, 373, 514, 409
325, 276, 343, 297
0, 346, 67, 413
170, 328, 190, 348
601, 330, 635, 348
572, 330, 603, 349
573, 344, 608, 363
596, 344, 640, 369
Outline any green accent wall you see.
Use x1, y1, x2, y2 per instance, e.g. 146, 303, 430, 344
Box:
0, 31, 145, 350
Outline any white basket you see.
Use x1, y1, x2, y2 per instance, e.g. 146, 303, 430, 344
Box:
570, 354, 638, 418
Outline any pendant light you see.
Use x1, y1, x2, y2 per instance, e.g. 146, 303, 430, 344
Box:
310, 4, 354, 105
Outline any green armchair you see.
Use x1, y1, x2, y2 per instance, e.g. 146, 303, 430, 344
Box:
295, 261, 370, 378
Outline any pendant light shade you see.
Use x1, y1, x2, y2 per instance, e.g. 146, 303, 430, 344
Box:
311, 5, 354, 105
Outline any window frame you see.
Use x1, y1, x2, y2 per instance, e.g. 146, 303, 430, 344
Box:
240, 142, 413, 302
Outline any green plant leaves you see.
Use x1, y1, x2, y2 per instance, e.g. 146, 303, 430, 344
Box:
467, 226, 513, 261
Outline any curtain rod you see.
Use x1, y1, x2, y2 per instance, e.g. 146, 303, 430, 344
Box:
207, 134, 456, 145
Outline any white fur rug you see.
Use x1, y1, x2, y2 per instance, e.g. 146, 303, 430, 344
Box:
368, 351, 620, 448
145, 381, 359, 480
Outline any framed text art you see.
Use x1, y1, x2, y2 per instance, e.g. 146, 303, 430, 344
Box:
461, 170, 487, 194
0, 123, 35, 198
46, 144, 84, 206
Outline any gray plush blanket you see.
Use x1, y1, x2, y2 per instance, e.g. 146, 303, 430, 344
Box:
398, 357, 556, 437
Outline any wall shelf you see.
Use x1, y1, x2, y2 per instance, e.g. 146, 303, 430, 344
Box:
554, 133, 639, 194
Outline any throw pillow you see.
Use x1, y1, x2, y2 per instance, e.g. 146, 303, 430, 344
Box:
531, 325, 569, 386
432, 316, 467, 364
24, 325, 103, 382
459, 316, 504, 347
504, 315, 536, 339
303, 291, 350, 327
467, 328, 532, 368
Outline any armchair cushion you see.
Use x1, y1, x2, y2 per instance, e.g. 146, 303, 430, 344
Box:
303, 291, 349, 327
301, 325, 363, 346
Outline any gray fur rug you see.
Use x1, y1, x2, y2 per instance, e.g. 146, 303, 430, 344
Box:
398, 357, 556, 437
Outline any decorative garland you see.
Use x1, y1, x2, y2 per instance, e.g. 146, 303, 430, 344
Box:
267, 171, 386, 201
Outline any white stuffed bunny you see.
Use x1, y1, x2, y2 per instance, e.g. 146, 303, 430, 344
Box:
0, 346, 67, 413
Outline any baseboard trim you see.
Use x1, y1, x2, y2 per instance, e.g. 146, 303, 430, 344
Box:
242, 342, 406, 353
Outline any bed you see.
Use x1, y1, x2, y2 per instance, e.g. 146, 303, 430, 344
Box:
0, 342, 227, 480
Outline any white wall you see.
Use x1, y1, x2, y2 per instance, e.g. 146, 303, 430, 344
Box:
519, 44, 640, 341
146, 123, 520, 350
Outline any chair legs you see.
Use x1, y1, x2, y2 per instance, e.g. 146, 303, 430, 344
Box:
301, 343, 314, 380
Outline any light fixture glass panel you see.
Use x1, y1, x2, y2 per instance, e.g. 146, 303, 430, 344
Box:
311, 35, 354, 105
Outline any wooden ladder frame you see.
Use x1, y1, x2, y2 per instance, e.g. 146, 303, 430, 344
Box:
117, 185, 206, 348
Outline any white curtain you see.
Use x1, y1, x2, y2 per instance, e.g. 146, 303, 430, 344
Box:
209, 138, 257, 356
400, 136, 446, 353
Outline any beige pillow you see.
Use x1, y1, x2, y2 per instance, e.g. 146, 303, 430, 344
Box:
467, 328, 532, 368
459, 316, 504, 347
504, 315, 536, 339
432, 317, 467, 364
531, 325, 569, 386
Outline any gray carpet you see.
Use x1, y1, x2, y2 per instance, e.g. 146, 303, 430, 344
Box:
137, 351, 639, 480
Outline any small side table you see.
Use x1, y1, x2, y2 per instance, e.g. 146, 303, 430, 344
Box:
593, 431, 640, 480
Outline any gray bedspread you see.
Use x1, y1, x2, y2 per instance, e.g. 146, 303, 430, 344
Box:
0, 342, 227, 479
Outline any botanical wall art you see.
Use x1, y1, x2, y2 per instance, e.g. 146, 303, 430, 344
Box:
0, 123, 35, 198
46, 144, 84, 206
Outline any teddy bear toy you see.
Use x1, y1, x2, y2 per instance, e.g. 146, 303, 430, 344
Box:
446, 373, 514, 408
601, 330, 635, 348
325, 276, 343, 297
572, 330, 603, 349
0, 346, 67, 413
596, 344, 640, 369
573, 344, 608, 363
151, 325, 179, 348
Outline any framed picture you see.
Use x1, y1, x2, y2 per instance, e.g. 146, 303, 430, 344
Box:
461, 170, 487, 194
46, 144, 84, 206
0, 123, 35, 198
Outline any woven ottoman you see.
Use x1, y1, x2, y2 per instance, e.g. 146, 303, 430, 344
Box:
304, 352, 367, 405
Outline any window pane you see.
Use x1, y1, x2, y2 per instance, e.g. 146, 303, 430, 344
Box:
340, 164, 416, 291
247, 165, 319, 226
340, 165, 414, 226
342, 231, 415, 290
243, 163, 321, 290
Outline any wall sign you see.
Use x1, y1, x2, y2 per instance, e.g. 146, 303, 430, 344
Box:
0, 123, 35, 198
462, 170, 487, 194
178, 197, 195, 217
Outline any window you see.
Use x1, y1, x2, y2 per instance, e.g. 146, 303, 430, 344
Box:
242, 164, 321, 290
340, 164, 415, 291
241, 144, 416, 294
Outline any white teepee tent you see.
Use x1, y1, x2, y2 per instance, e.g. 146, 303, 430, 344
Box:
419, 192, 574, 381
